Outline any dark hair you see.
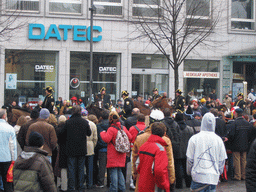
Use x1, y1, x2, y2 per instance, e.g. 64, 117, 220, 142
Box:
253, 113, 256, 119
163, 108, 171, 117
72, 105, 81, 115
151, 122, 166, 137
210, 108, 218, 117
101, 110, 110, 120
30, 109, 39, 119
137, 113, 145, 122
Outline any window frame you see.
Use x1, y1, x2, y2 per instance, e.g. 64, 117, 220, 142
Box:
93, 0, 123, 17
5, 0, 40, 14
230, 0, 255, 31
47, 0, 83, 16
132, 0, 161, 18
185, 0, 212, 28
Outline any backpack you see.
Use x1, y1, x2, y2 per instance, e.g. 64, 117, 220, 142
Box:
134, 125, 147, 138
112, 125, 130, 153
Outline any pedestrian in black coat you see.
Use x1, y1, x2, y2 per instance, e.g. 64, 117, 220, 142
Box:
246, 139, 256, 192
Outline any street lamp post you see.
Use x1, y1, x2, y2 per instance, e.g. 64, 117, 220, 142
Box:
89, 0, 95, 105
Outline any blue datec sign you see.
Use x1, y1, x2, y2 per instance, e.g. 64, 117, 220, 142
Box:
28, 23, 102, 42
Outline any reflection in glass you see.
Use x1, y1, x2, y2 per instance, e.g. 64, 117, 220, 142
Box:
5, 50, 57, 106
184, 60, 219, 72
132, 54, 168, 69
70, 52, 120, 105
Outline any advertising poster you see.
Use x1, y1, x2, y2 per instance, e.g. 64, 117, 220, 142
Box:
6, 73, 17, 89
232, 83, 243, 100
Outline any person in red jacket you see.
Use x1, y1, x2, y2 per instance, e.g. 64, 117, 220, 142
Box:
100, 111, 132, 192
137, 122, 170, 192
129, 113, 146, 145
129, 113, 146, 190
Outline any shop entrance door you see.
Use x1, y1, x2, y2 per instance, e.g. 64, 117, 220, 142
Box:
132, 73, 168, 100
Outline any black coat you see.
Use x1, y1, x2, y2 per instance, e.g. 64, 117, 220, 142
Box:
60, 114, 91, 157
42, 93, 55, 113
215, 117, 227, 139
227, 116, 250, 152
56, 122, 67, 168
96, 119, 109, 151
124, 115, 138, 130
174, 95, 185, 112
176, 120, 194, 159
97, 94, 111, 108
119, 97, 134, 119
185, 119, 201, 133
162, 117, 180, 159
246, 139, 256, 192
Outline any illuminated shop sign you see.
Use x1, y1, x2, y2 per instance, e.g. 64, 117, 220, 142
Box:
183, 71, 219, 78
99, 67, 116, 74
28, 23, 102, 42
35, 65, 54, 72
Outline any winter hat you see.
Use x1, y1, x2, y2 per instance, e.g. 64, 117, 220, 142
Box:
28, 132, 44, 147
149, 109, 164, 124
235, 108, 243, 114
39, 108, 50, 119
184, 106, 194, 120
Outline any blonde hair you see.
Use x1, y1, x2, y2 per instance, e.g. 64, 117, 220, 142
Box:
88, 114, 99, 124
16, 115, 28, 126
48, 114, 58, 126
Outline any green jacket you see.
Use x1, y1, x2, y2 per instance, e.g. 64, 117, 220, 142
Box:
13, 146, 57, 192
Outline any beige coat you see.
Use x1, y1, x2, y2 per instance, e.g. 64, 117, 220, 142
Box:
86, 120, 98, 156
132, 125, 175, 192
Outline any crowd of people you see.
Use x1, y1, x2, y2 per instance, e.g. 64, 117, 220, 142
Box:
1, 86, 256, 192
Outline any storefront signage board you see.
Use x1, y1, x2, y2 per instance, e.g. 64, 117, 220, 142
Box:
99, 67, 116, 74
183, 71, 219, 78
28, 24, 102, 42
35, 65, 54, 72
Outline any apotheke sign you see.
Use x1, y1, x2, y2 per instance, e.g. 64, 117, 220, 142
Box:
183, 71, 219, 78
29, 23, 102, 42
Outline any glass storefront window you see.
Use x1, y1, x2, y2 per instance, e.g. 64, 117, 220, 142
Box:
70, 52, 121, 105
184, 59, 220, 100
132, 54, 168, 69
5, 50, 58, 107
184, 60, 219, 72
132, 74, 168, 100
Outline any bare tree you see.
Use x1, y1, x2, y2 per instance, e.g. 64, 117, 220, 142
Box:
130, 0, 224, 92
0, 2, 28, 42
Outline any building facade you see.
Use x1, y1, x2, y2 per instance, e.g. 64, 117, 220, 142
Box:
1, 0, 256, 107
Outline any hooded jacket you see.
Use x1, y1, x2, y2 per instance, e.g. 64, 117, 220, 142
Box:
132, 125, 175, 192
186, 112, 227, 185
13, 146, 57, 192
100, 122, 132, 168
137, 134, 169, 192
